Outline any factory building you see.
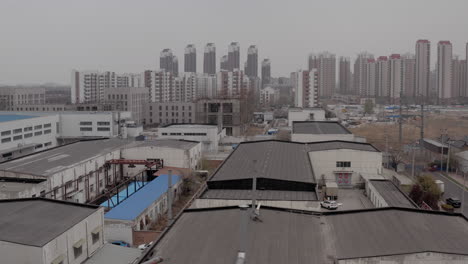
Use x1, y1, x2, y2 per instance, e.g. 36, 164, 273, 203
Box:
0, 139, 201, 202
157, 124, 225, 153
0, 114, 59, 162
192, 140, 382, 210
0, 198, 104, 264
0, 111, 135, 162
146, 206, 468, 264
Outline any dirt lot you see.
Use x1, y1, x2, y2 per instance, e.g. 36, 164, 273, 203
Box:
350, 113, 468, 151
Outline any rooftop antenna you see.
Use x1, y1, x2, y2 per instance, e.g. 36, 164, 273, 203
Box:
251, 160, 257, 212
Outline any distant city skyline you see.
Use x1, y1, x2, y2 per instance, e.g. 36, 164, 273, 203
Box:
0, 0, 467, 84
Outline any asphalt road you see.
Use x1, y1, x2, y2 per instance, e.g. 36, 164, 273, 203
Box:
431, 172, 468, 217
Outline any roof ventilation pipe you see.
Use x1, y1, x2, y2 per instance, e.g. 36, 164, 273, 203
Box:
235, 252, 246, 264
236, 204, 249, 264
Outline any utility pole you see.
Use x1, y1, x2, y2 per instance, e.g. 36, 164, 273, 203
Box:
463, 171, 466, 215
385, 134, 389, 169
411, 145, 416, 179
420, 100, 424, 146
167, 170, 173, 222
399, 90, 403, 145
446, 143, 451, 174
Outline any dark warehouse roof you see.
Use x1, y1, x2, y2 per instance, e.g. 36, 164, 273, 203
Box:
292, 121, 351, 135
209, 140, 379, 184
0, 198, 100, 247
152, 206, 468, 264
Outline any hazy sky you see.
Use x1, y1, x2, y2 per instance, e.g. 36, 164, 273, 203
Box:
1, 0, 467, 84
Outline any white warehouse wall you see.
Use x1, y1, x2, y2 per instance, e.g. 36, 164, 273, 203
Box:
43, 207, 104, 264
121, 144, 202, 171
158, 126, 224, 153
0, 115, 59, 161
47, 148, 121, 202
288, 109, 326, 126
0, 241, 42, 264
59, 113, 116, 138
366, 181, 389, 208
308, 149, 382, 185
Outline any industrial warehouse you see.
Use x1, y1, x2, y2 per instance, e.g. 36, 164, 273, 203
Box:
148, 206, 468, 264
1, 111, 468, 264
192, 139, 384, 210
0, 138, 201, 201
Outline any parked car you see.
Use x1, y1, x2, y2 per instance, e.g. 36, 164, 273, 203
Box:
446, 197, 461, 208
320, 200, 338, 210
111, 241, 130, 247
138, 241, 153, 250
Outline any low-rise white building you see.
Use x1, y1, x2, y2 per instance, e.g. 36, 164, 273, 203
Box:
307, 141, 382, 186
0, 111, 135, 162
58, 112, 132, 140
157, 124, 225, 152
288, 107, 326, 127
0, 198, 104, 264
0, 114, 59, 162
122, 139, 202, 171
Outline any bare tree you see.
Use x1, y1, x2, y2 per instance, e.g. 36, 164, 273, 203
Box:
276, 129, 291, 141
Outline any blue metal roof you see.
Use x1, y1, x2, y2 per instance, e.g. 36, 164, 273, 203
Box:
0, 115, 38, 123
104, 174, 180, 221
100, 181, 145, 208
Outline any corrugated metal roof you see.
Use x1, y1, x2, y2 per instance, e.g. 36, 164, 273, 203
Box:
153, 207, 327, 263
292, 121, 351, 135
200, 189, 317, 201
0, 139, 200, 177
327, 209, 468, 259
0, 198, 99, 247
209, 141, 315, 183
0, 139, 130, 177
105, 174, 180, 221
369, 180, 416, 208
209, 140, 379, 184
152, 207, 468, 264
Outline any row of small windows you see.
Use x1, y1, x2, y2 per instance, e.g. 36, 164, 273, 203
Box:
336, 161, 351, 168
149, 111, 192, 117
150, 105, 193, 111
80, 127, 110, 132
1, 130, 52, 143
162, 132, 207, 136
1, 123, 51, 137
79, 121, 110, 126
148, 118, 192, 124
